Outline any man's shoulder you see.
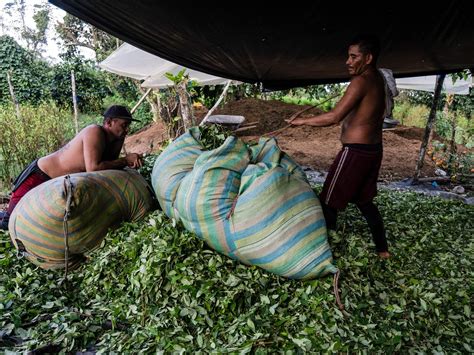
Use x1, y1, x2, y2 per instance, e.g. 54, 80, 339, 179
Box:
352, 70, 382, 90
82, 124, 105, 136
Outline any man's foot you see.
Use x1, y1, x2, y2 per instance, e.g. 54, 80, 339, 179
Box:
378, 251, 391, 259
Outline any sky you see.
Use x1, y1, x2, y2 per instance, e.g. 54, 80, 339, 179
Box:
0, 0, 94, 62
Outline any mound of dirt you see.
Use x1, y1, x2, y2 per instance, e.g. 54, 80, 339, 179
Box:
125, 98, 441, 180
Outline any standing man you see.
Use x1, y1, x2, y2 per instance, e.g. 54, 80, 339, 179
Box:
0, 105, 142, 230
287, 34, 390, 258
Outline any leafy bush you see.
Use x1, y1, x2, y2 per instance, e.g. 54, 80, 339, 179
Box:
270, 84, 344, 111
0, 103, 73, 188
50, 60, 111, 114
0, 35, 50, 105
0, 190, 472, 352
393, 101, 429, 128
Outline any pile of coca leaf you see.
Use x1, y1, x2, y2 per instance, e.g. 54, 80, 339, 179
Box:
0, 189, 472, 352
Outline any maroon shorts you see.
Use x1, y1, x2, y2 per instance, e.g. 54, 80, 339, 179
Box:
320, 143, 383, 210
7, 160, 51, 215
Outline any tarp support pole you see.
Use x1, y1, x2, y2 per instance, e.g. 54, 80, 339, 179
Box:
200, 80, 232, 126
413, 74, 446, 183
131, 87, 153, 114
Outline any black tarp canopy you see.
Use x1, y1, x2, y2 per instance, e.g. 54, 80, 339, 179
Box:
49, 1, 474, 89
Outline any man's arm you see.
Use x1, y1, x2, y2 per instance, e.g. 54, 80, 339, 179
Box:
288, 77, 366, 126
83, 126, 140, 171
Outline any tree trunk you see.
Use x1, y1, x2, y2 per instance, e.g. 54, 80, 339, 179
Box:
6, 70, 21, 121
413, 74, 446, 182
175, 78, 194, 130
71, 70, 79, 134
447, 111, 457, 174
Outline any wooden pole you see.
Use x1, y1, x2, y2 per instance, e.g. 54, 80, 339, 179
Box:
71, 70, 79, 134
131, 87, 152, 114
6, 70, 21, 121
200, 80, 232, 126
413, 74, 446, 183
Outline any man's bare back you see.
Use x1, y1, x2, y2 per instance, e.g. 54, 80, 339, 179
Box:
38, 120, 141, 179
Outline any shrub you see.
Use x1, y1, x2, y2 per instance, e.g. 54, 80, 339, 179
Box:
50, 60, 111, 113
0, 103, 72, 189
0, 35, 50, 105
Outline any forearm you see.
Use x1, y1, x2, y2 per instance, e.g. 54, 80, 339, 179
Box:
88, 158, 127, 171
292, 112, 339, 127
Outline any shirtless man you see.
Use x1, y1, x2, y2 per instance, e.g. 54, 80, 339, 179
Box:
0, 105, 142, 230
287, 34, 390, 258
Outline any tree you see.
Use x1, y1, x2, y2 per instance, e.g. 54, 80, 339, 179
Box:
0, 35, 50, 105
55, 13, 120, 62
2, 0, 51, 56
49, 58, 111, 113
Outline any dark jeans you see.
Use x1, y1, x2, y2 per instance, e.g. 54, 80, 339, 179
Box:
321, 199, 388, 252
0, 210, 8, 230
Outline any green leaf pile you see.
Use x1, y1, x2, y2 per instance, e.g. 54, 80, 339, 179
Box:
1, 190, 473, 352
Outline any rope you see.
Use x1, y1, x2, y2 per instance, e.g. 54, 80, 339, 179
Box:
62, 175, 73, 282
333, 270, 344, 311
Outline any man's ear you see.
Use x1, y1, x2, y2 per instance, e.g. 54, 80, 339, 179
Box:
104, 118, 112, 127
365, 53, 374, 65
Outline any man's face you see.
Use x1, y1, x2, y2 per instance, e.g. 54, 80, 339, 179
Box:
346, 44, 370, 76
108, 118, 131, 139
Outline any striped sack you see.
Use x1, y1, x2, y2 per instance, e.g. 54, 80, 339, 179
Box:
152, 127, 336, 279
9, 169, 154, 270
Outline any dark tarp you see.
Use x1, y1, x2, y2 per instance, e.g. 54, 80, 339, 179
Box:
49, 1, 474, 90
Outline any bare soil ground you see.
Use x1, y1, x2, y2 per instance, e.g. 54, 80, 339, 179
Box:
126, 98, 441, 181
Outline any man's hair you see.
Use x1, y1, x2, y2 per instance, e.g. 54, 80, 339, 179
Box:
349, 34, 381, 63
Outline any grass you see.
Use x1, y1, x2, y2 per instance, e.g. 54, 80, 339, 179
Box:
0, 189, 473, 352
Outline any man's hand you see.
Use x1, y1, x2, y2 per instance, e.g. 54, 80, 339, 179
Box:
125, 153, 143, 169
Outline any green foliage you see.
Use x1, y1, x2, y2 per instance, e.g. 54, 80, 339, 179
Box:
400, 71, 473, 118
55, 13, 118, 62
193, 83, 259, 109
270, 84, 345, 111
2, 1, 51, 55
0, 35, 50, 105
393, 100, 429, 127
164, 69, 189, 85
198, 124, 232, 150
0, 190, 472, 352
428, 140, 473, 178
137, 153, 160, 187
0, 103, 72, 188
50, 59, 111, 113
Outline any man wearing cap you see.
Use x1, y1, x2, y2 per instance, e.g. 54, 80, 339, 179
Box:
0, 105, 142, 230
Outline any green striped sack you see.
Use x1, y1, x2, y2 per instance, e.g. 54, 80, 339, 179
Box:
9, 169, 153, 270
151, 129, 202, 219
152, 128, 336, 279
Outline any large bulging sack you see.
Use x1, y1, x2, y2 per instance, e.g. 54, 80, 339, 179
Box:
152, 127, 336, 279
9, 169, 153, 270
151, 129, 202, 219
